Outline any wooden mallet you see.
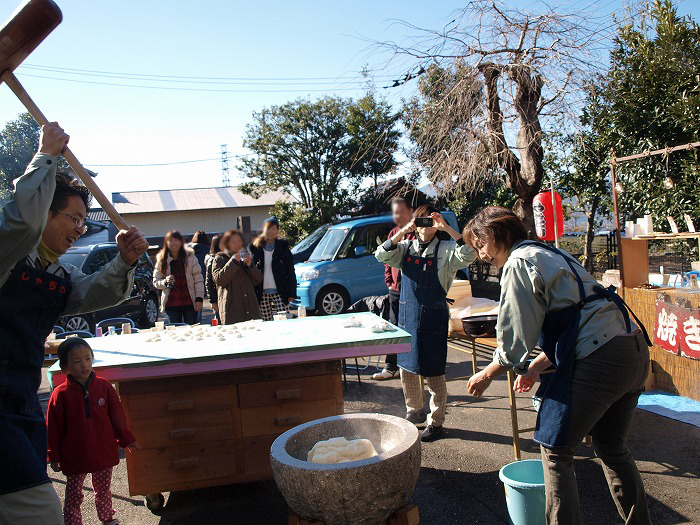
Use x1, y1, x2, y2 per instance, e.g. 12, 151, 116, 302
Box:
0, 0, 128, 230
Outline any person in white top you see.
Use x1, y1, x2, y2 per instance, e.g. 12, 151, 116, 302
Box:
248, 217, 297, 321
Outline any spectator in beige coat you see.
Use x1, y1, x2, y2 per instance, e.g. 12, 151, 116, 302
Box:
153, 230, 204, 325
212, 229, 263, 324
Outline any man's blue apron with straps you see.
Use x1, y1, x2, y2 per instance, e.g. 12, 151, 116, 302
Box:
0, 259, 72, 494
519, 241, 652, 449
397, 240, 450, 377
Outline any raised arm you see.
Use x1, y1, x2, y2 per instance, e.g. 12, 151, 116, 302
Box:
63, 227, 147, 315
212, 253, 240, 287
0, 124, 69, 287
63, 255, 135, 315
375, 220, 415, 269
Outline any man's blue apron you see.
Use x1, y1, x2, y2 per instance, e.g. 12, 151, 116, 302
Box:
0, 260, 71, 494
397, 240, 450, 377
521, 242, 651, 449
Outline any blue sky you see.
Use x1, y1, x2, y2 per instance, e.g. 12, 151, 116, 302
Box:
1, 0, 698, 201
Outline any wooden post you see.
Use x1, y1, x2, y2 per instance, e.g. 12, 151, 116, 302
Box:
610, 157, 626, 294
550, 179, 559, 249
507, 369, 521, 460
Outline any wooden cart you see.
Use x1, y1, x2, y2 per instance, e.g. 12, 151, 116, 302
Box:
47, 314, 410, 511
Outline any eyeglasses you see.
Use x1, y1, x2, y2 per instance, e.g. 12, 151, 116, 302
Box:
51, 208, 87, 233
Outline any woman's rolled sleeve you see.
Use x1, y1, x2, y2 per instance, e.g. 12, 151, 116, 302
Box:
446, 240, 477, 273
375, 239, 408, 269
494, 259, 547, 374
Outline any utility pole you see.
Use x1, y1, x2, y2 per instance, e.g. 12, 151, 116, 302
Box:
221, 144, 230, 186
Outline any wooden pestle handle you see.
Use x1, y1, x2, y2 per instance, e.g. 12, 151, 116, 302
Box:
1, 70, 128, 230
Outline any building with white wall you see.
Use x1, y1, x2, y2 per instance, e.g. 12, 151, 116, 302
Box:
111, 186, 293, 239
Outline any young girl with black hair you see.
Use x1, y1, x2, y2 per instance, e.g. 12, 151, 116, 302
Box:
47, 338, 139, 525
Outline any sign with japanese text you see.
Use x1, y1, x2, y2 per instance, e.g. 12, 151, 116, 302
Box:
654, 301, 700, 360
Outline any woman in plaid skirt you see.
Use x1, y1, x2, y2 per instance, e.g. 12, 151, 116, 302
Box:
248, 217, 297, 321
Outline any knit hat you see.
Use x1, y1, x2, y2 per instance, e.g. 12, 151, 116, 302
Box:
263, 216, 280, 228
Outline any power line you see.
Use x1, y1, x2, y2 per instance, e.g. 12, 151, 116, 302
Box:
21, 63, 394, 82
16, 73, 365, 93
84, 157, 220, 167
18, 65, 378, 86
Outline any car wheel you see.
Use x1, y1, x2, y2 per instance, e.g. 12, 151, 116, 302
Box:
62, 315, 94, 333
139, 294, 159, 328
316, 286, 349, 316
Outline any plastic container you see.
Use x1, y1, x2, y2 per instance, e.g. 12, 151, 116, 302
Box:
499, 459, 546, 525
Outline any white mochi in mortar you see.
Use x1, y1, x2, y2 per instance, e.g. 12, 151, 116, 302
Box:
307, 437, 378, 464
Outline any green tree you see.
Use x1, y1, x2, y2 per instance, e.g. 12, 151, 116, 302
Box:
0, 113, 41, 203
239, 94, 400, 238
404, 63, 513, 225
544, 84, 614, 272
267, 200, 320, 246
388, 0, 597, 236
603, 0, 700, 225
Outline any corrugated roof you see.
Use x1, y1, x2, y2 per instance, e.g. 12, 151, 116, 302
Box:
111, 186, 294, 214
87, 208, 110, 222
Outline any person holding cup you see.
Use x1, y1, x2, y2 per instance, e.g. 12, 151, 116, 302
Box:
212, 229, 263, 324
153, 230, 204, 325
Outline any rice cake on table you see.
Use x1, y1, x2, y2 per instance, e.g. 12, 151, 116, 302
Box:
47, 313, 410, 500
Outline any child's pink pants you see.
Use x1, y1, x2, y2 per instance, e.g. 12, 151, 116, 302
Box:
63, 467, 115, 525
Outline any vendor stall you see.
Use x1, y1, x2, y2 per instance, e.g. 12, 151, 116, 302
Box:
47, 313, 410, 508
611, 143, 700, 401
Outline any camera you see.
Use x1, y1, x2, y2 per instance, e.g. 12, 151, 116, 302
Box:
414, 217, 434, 227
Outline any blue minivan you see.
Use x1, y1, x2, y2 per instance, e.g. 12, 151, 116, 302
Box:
291, 211, 459, 315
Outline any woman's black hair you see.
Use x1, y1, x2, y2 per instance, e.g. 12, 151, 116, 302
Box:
157, 230, 187, 274
57, 337, 93, 369
463, 206, 528, 252
191, 230, 209, 245
51, 173, 91, 212
210, 234, 223, 255
413, 204, 438, 218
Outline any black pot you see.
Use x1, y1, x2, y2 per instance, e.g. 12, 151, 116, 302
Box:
461, 315, 498, 338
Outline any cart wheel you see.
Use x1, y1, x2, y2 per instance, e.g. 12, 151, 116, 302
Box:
145, 493, 165, 514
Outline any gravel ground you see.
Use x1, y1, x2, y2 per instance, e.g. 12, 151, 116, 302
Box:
39, 313, 700, 525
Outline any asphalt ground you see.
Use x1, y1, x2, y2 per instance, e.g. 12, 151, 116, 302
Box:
38, 310, 700, 525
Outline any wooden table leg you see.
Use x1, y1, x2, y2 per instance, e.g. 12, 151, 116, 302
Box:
507, 370, 521, 461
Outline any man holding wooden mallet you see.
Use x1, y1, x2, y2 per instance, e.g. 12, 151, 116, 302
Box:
0, 123, 149, 524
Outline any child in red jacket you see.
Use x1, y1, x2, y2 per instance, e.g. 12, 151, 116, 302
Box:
47, 338, 139, 525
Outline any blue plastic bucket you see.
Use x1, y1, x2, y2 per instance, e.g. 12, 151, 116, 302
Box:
499, 459, 546, 525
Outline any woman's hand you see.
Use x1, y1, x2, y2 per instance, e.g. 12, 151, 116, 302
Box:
233, 253, 241, 262
165, 275, 175, 285
244, 256, 252, 266
211, 303, 218, 312
467, 370, 493, 398
513, 370, 539, 393
194, 301, 203, 312
390, 219, 415, 245
402, 219, 416, 235
430, 212, 448, 231
50, 461, 62, 473
513, 353, 551, 393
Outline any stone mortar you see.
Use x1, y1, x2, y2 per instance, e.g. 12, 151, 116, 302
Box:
270, 413, 421, 525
